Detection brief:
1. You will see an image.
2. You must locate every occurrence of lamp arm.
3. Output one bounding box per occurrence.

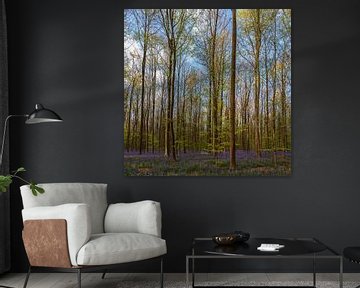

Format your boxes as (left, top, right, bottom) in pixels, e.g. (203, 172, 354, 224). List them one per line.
(0, 114, 28, 169)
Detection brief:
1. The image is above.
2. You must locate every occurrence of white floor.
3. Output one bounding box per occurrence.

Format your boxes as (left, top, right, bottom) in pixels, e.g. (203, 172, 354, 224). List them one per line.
(0, 273, 358, 288)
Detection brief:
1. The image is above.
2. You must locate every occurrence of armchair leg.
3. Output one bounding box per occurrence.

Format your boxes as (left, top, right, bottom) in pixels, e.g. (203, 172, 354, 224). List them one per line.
(23, 266, 31, 288)
(160, 257, 164, 288)
(101, 270, 107, 279)
(77, 269, 81, 288)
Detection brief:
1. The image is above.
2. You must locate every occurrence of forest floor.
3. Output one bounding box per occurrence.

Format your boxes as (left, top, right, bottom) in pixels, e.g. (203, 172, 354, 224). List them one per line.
(124, 150, 291, 176)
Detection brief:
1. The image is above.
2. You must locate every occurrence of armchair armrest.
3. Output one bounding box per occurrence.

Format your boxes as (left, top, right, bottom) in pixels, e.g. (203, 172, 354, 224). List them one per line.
(22, 203, 91, 266)
(104, 200, 162, 237)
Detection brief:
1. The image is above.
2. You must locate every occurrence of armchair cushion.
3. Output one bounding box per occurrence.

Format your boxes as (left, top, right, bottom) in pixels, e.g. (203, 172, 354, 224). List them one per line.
(21, 183, 108, 234)
(76, 233, 166, 266)
(22, 203, 91, 266)
(104, 200, 162, 237)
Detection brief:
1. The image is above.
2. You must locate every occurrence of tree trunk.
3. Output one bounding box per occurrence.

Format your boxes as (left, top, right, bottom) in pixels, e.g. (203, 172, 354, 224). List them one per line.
(182, 72, 187, 153)
(254, 9, 262, 158)
(161, 9, 177, 161)
(146, 80, 151, 152)
(176, 56, 182, 154)
(159, 77, 165, 152)
(264, 43, 270, 150)
(229, 9, 237, 170)
(133, 88, 140, 150)
(152, 58, 157, 153)
(211, 9, 219, 156)
(139, 13, 149, 154)
(207, 76, 212, 146)
(272, 11, 278, 165)
(126, 77, 136, 152)
(219, 46, 225, 147)
(280, 56, 287, 150)
(165, 48, 172, 158)
(170, 42, 177, 160)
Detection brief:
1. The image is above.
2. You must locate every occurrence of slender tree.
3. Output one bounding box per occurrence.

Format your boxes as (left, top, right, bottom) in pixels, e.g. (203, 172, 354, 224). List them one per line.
(210, 9, 219, 155)
(271, 10, 278, 164)
(159, 9, 176, 160)
(229, 9, 237, 169)
(253, 9, 262, 158)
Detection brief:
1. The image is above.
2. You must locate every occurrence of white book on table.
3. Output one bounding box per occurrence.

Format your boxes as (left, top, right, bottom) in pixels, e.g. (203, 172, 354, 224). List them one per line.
(257, 243, 285, 251)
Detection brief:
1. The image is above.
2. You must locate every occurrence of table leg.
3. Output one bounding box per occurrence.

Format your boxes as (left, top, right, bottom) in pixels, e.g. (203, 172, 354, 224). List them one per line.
(192, 247, 195, 288)
(313, 254, 316, 287)
(339, 257, 343, 288)
(186, 257, 189, 288)
(192, 257, 195, 288)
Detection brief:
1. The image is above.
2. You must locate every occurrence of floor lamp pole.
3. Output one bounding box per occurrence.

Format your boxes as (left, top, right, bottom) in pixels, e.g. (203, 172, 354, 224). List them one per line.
(0, 115, 28, 169)
(0, 115, 27, 288)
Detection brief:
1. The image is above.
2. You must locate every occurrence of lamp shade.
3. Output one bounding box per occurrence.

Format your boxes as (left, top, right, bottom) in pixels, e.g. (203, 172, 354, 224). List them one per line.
(25, 104, 63, 124)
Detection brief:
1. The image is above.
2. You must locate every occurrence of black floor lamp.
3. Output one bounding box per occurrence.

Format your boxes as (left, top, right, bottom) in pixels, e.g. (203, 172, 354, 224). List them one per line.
(0, 103, 62, 288)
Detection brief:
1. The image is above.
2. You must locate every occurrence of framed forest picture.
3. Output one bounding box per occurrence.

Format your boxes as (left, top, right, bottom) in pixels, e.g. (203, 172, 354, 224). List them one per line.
(124, 9, 291, 176)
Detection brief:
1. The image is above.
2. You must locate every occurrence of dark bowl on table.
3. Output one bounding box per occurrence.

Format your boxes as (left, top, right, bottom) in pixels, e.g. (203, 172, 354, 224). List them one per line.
(212, 231, 250, 246)
(212, 234, 238, 245)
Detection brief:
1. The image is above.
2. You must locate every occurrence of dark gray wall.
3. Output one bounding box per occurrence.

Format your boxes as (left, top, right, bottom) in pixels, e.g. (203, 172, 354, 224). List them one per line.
(5, 0, 360, 273)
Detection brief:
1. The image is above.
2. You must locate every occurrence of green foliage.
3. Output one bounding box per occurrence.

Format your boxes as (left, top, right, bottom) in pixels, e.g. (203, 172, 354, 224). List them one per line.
(30, 182, 45, 196)
(15, 167, 26, 173)
(0, 175, 12, 192)
(0, 167, 44, 196)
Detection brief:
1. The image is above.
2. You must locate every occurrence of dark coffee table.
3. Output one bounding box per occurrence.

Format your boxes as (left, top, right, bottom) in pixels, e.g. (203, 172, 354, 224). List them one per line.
(186, 237, 342, 288)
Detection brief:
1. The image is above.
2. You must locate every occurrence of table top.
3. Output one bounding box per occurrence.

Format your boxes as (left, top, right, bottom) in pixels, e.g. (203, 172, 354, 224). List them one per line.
(190, 237, 340, 258)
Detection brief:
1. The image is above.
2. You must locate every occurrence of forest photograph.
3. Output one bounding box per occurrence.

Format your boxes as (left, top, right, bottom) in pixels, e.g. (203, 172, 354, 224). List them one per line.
(124, 9, 291, 176)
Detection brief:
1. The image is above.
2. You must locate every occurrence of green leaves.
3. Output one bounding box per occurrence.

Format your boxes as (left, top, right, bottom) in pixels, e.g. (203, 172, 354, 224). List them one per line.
(30, 182, 45, 196)
(0, 175, 12, 192)
(15, 167, 26, 174)
(0, 167, 44, 196)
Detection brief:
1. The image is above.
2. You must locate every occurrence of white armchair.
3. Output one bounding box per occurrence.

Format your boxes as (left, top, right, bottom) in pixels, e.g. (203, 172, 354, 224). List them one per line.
(20, 183, 166, 288)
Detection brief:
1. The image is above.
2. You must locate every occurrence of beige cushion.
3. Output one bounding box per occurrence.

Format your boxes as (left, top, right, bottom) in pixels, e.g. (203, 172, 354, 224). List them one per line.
(104, 201, 162, 237)
(20, 183, 107, 234)
(76, 233, 167, 266)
